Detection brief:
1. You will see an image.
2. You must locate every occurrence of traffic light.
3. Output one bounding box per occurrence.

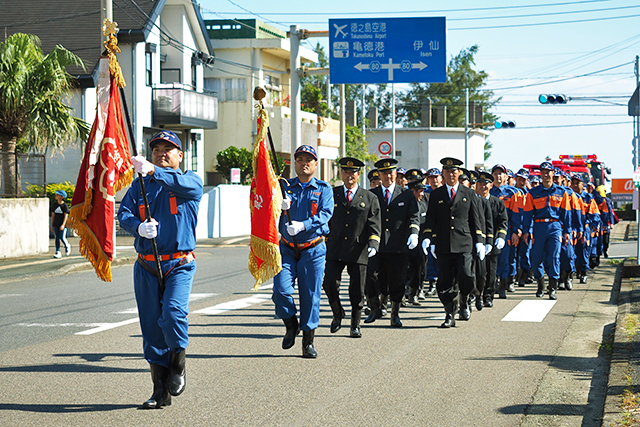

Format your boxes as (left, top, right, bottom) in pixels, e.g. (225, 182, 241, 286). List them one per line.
(494, 120, 516, 129)
(539, 94, 567, 104)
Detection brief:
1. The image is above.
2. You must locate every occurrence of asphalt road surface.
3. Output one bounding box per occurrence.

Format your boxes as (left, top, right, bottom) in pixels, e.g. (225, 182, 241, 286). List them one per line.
(0, 242, 630, 426)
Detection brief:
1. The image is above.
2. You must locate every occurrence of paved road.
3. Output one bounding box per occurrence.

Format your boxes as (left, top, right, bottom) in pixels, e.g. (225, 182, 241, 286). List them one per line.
(0, 237, 631, 426)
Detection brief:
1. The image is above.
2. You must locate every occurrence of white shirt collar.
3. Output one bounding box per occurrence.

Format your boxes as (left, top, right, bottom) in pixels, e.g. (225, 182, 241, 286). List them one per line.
(381, 182, 396, 195)
(445, 182, 459, 194)
(344, 184, 358, 198)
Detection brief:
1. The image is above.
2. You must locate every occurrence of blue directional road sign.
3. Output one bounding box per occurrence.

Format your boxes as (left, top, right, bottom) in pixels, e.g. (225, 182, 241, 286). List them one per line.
(329, 17, 446, 84)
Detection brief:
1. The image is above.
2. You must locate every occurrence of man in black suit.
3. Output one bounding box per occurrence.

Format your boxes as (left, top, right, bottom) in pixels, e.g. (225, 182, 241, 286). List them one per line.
(476, 171, 508, 308)
(364, 158, 420, 327)
(323, 157, 381, 338)
(423, 158, 485, 328)
(404, 170, 429, 306)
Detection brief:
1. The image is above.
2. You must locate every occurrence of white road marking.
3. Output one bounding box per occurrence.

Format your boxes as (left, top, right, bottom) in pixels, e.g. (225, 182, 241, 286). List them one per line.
(258, 283, 274, 290)
(75, 318, 140, 335)
(0, 294, 23, 298)
(17, 322, 103, 328)
(501, 300, 557, 322)
(194, 294, 272, 315)
(114, 293, 218, 314)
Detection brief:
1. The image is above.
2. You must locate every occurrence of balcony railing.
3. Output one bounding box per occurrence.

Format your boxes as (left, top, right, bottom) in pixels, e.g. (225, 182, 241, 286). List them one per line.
(153, 83, 218, 129)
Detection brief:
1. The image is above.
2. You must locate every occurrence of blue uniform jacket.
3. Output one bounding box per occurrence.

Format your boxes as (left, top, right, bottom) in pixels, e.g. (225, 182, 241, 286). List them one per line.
(522, 183, 572, 235)
(117, 167, 203, 255)
(280, 177, 334, 243)
(490, 184, 521, 234)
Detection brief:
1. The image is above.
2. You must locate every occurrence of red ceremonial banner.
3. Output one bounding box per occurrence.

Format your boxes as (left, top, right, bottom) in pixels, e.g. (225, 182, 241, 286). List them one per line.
(68, 57, 133, 282)
(248, 107, 282, 289)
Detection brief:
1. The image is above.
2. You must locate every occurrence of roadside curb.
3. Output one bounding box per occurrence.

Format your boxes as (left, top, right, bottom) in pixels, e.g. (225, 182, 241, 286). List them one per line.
(602, 264, 640, 427)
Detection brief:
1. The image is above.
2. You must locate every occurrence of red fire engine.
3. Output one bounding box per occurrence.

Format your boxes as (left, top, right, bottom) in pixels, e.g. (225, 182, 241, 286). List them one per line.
(523, 155, 610, 188)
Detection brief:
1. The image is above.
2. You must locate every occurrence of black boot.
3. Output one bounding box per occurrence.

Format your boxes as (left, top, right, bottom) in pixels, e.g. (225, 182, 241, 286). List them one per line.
(380, 294, 389, 316)
(475, 292, 484, 311)
(566, 272, 573, 291)
(507, 276, 515, 293)
(141, 364, 172, 409)
(558, 271, 567, 290)
(548, 278, 558, 300)
(350, 310, 362, 338)
(441, 303, 456, 328)
(282, 315, 300, 349)
(167, 350, 186, 396)
(390, 302, 403, 327)
(498, 278, 507, 299)
(579, 272, 587, 284)
(329, 300, 345, 333)
(364, 296, 382, 324)
(408, 287, 421, 306)
(302, 329, 318, 358)
(426, 280, 437, 296)
(535, 277, 545, 298)
(517, 268, 526, 287)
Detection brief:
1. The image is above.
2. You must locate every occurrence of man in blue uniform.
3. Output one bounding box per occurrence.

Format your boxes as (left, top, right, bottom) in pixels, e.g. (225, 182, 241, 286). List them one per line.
(276, 145, 333, 358)
(118, 130, 203, 409)
(522, 162, 572, 300)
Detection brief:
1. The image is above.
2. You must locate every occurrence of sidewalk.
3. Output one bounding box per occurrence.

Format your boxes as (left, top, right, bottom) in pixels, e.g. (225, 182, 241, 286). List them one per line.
(0, 234, 250, 284)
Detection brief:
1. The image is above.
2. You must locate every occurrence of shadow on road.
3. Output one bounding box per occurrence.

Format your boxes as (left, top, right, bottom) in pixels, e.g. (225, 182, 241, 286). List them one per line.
(0, 403, 138, 413)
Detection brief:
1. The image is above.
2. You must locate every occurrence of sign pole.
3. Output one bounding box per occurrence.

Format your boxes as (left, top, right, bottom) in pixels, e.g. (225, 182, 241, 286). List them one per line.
(340, 84, 346, 158)
(464, 88, 469, 168)
(392, 83, 396, 159)
(636, 55, 640, 264)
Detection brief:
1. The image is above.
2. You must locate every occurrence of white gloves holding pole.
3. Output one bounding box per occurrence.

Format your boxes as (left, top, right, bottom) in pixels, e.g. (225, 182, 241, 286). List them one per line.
(138, 218, 158, 239)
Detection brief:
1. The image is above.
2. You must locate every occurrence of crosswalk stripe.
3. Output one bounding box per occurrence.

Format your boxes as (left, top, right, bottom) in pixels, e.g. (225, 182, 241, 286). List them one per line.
(501, 300, 557, 322)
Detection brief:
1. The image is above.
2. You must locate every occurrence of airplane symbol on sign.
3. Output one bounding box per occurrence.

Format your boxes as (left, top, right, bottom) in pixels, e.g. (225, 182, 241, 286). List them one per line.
(333, 23, 347, 38)
(354, 58, 428, 81)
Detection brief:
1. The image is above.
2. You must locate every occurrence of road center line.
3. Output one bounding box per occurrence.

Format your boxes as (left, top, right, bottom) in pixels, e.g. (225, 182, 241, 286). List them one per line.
(501, 300, 557, 322)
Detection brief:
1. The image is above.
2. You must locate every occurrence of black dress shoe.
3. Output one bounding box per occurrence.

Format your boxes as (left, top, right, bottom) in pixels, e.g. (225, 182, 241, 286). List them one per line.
(330, 317, 342, 333)
(498, 289, 507, 299)
(364, 308, 382, 324)
(350, 326, 362, 338)
(483, 298, 493, 308)
(475, 297, 483, 311)
(458, 307, 471, 321)
(549, 288, 557, 300)
(440, 313, 456, 328)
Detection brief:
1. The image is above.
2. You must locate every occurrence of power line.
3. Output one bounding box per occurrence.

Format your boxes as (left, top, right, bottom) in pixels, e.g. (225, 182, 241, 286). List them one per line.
(450, 12, 640, 30)
(209, 0, 611, 16)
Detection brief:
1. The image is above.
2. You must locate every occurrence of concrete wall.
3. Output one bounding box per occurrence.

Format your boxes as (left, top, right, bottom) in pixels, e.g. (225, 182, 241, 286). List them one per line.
(0, 198, 49, 258)
(198, 184, 251, 238)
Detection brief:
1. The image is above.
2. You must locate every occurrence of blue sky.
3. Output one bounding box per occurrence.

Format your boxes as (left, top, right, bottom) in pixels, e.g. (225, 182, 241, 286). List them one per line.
(199, 0, 640, 179)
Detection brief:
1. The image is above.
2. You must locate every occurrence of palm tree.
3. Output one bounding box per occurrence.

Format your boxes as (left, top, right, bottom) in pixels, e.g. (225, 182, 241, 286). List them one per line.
(0, 33, 89, 196)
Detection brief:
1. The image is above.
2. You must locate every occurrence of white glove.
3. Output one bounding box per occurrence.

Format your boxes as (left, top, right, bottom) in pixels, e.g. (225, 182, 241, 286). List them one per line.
(286, 220, 305, 236)
(281, 197, 291, 211)
(132, 155, 154, 177)
(485, 244, 492, 255)
(495, 237, 505, 250)
(430, 245, 437, 259)
(137, 218, 158, 239)
(407, 234, 419, 250)
(422, 239, 431, 256)
(476, 242, 485, 261)
(368, 247, 377, 258)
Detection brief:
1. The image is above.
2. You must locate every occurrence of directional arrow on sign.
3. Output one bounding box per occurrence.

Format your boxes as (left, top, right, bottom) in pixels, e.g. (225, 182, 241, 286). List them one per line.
(354, 58, 428, 81)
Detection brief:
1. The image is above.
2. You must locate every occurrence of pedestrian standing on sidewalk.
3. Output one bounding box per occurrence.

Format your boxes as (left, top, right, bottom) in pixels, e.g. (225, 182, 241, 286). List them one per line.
(50, 189, 71, 258)
(118, 130, 203, 409)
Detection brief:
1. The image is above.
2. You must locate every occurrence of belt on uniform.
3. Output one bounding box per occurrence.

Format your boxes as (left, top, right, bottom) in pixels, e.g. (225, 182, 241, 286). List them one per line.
(534, 218, 559, 223)
(139, 251, 192, 262)
(137, 251, 195, 278)
(280, 236, 324, 251)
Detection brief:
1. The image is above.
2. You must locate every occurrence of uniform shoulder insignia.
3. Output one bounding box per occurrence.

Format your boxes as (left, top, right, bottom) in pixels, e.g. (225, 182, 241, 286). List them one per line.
(360, 202, 366, 207)
(463, 197, 467, 202)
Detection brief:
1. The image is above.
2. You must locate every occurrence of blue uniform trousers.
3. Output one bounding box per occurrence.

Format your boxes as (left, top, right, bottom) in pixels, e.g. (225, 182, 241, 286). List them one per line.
(560, 240, 575, 273)
(575, 234, 591, 274)
(134, 258, 195, 367)
(517, 239, 531, 272)
(425, 251, 439, 281)
(273, 242, 326, 331)
(497, 242, 510, 279)
(530, 222, 562, 280)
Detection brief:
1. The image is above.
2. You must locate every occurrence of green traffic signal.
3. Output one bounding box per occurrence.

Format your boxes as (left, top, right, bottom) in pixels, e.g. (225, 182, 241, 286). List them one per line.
(539, 94, 567, 104)
(494, 120, 515, 129)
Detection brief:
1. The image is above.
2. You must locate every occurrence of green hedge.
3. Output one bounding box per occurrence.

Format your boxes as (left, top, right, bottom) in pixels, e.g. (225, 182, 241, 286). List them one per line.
(26, 181, 75, 206)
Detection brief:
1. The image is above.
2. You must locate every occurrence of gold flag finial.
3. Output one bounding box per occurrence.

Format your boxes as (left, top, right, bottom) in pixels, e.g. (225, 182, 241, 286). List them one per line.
(102, 19, 126, 88)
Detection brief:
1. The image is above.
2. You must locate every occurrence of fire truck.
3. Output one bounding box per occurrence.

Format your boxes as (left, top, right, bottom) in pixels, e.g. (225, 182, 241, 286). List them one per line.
(523, 154, 610, 189)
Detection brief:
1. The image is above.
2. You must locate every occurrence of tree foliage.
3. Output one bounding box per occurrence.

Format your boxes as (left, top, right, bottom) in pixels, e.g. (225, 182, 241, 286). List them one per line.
(0, 33, 89, 195)
(216, 145, 285, 185)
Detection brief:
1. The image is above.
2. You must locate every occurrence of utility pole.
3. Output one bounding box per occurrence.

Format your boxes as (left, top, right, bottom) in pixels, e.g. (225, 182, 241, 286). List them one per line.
(633, 55, 640, 265)
(464, 88, 469, 168)
(289, 25, 301, 177)
(391, 84, 396, 159)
